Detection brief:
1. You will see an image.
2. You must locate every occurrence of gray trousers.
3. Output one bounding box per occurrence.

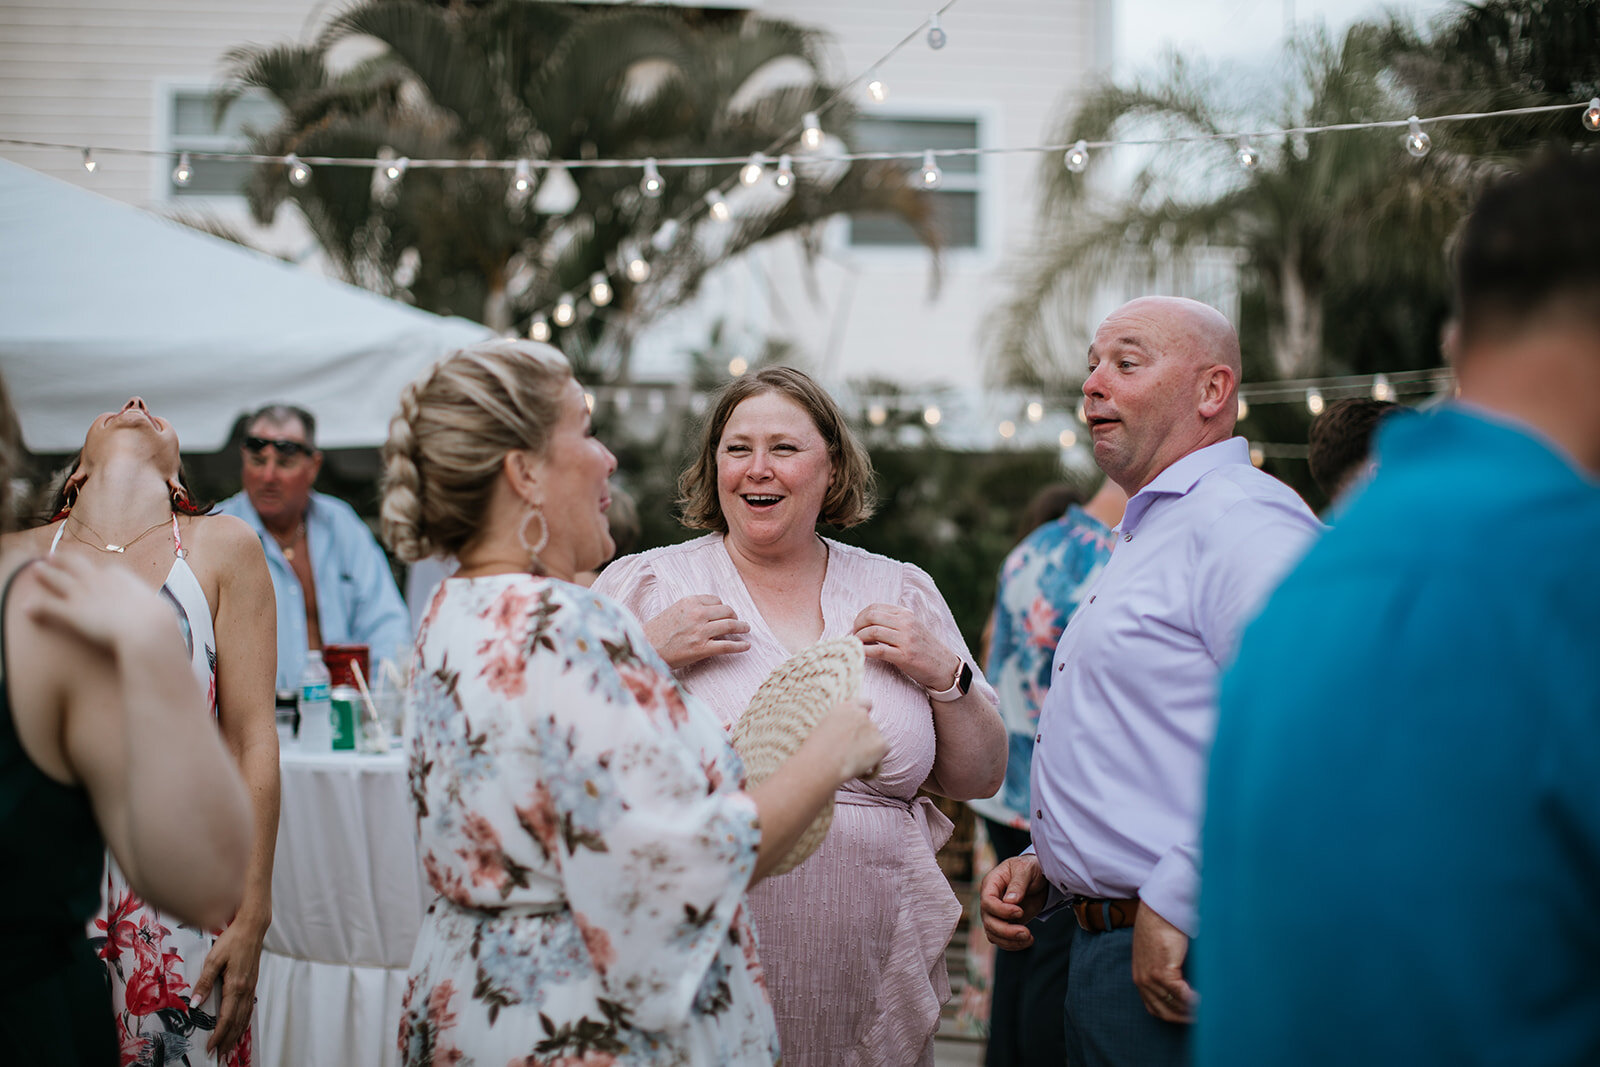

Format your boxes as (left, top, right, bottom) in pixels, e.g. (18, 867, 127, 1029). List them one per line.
(1061, 923, 1191, 1067)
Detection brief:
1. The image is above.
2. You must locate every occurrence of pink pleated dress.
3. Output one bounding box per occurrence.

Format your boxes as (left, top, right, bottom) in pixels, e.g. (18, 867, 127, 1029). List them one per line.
(595, 534, 996, 1066)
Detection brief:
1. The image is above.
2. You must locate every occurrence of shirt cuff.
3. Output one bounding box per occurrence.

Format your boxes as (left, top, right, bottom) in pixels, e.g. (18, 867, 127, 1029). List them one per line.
(1138, 844, 1199, 939)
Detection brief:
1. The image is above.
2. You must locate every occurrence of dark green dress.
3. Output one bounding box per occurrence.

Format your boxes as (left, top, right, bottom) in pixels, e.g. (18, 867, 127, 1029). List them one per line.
(0, 563, 117, 1065)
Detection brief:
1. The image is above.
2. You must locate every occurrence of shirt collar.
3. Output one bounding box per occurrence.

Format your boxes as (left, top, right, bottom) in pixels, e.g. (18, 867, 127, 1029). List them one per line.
(1118, 436, 1251, 534)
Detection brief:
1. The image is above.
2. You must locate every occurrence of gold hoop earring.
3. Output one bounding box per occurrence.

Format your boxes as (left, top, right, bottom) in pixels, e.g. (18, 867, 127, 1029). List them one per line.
(517, 504, 549, 564)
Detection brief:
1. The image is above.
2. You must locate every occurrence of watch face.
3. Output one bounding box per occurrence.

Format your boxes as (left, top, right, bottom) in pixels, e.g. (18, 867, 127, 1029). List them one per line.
(957, 661, 973, 695)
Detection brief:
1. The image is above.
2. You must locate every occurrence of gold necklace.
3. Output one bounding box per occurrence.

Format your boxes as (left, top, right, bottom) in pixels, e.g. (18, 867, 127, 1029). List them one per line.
(271, 521, 307, 561)
(65, 513, 170, 554)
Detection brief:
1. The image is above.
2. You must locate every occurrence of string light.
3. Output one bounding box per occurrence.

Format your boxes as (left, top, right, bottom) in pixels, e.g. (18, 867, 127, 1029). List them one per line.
(923, 405, 942, 426)
(740, 153, 768, 186)
(285, 153, 312, 187)
(1058, 428, 1077, 449)
(1064, 139, 1089, 174)
(867, 403, 888, 426)
(528, 316, 551, 342)
(625, 253, 651, 283)
(704, 189, 731, 222)
(384, 156, 408, 183)
(1249, 445, 1266, 468)
(1075, 399, 1087, 423)
(651, 218, 680, 252)
(1306, 388, 1325, 415)
(553, 294, 576, 327)
(926, 12, 947, 49)
(1236, 138, 1259, 170)
(81, 148, 96, 173)
(172, 152, 194, 187)
(775, 153, 795, 189)
(1585, 98, 1600, 133)
(640, 158, 664, 198)
(1404, 116, 1432, 158)
(589, 272, 613, 307)
(1026, 400, 1044, 422)
(1237, 396, 1250, 420)
(509, 158, 532, 204)
(729, 357, 749, 376)
(1371, 373, 1393, 401)
(801, 112, 823, 151)
(998, 420, 1016, 439)
(866, 71, 888, 103)
(919, 150, 943, 189)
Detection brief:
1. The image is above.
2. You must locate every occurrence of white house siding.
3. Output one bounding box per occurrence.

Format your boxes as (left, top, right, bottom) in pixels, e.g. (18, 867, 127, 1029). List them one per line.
(0, 0, 1111, 394)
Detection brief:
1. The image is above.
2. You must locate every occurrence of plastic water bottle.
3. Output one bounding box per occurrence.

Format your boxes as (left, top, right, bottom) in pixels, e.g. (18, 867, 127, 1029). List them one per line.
(297, 652, 333, 752)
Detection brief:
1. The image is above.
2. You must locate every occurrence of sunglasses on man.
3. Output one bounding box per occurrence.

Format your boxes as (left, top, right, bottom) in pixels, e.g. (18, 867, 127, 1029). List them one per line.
(243, 435, 315, 460)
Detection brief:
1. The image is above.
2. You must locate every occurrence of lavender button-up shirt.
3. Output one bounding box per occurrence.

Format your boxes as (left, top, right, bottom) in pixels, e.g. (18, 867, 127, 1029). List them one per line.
(1028, 437, 1321, 937)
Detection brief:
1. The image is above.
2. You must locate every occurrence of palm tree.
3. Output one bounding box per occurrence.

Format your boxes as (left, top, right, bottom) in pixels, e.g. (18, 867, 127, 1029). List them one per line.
(986, 25, 1474, 392)
(219, 0, 933, 382)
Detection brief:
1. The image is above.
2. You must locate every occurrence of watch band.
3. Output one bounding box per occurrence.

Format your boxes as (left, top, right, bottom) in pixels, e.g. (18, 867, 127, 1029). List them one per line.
(926, 660, 973, 703)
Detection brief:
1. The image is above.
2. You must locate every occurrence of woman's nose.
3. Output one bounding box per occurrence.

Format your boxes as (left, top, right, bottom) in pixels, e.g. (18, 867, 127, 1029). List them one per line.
(123, 396, 148, 411)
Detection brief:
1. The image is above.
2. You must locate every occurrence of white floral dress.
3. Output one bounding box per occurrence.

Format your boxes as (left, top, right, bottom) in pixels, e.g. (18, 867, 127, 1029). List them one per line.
(400, 575, 779, 1067)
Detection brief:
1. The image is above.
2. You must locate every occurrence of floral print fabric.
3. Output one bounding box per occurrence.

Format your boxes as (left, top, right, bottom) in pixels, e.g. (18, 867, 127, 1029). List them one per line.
(399, 575, 777, 1067)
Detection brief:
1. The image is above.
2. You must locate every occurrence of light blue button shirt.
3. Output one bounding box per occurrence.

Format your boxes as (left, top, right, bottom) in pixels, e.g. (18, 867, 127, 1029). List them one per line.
(1028, 437, 1322, 936)
(216, 490, 411, 692)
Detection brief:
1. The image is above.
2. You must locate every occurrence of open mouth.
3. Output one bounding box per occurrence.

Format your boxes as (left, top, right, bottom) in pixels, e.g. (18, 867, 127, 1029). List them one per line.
(742, 494, 783, 508)
(1087, 416, 1119, 431)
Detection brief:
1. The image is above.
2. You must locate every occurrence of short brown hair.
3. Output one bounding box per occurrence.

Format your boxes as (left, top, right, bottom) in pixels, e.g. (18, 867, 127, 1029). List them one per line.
(1308, 398, 1398, 499)
(678, 366, 875, 531)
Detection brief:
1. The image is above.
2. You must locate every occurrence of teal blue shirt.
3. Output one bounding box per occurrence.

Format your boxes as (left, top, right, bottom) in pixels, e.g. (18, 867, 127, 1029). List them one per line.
(1199, 406, 1600, 1064)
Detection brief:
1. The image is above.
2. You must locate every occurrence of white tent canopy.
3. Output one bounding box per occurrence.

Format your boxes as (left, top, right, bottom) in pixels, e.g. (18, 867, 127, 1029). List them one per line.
(0, 159, 492, 453)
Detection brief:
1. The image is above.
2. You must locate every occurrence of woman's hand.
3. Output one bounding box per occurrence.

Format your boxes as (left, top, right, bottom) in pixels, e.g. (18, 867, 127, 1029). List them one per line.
(28, 552, 182, 656)
(645, 595, 750, 669)
(190, 917, 267, 1056)
(850, 603, 959, 692)
(807, 696, 887, 783)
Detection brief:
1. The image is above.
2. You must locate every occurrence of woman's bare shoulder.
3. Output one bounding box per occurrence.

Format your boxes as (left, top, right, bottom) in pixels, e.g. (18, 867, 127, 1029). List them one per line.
(1, 523, 56, 557)
(183, 513, 265, 558)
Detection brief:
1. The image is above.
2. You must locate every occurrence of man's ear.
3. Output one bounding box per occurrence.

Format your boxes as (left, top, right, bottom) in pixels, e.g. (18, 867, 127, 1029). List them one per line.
(309, 450, 325, 483)
(1197, 365, 1237, 420)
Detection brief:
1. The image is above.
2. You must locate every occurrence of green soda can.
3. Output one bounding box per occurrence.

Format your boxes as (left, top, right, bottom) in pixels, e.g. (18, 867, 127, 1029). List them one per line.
(330, 685, 359, 751)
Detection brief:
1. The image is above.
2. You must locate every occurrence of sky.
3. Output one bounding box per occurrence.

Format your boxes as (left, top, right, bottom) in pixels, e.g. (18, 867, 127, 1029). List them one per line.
(1114, 0, 1457, 74)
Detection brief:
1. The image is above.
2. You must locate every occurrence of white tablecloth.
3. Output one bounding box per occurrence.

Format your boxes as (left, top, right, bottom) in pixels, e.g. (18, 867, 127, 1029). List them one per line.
(256, 749, 427, 1067)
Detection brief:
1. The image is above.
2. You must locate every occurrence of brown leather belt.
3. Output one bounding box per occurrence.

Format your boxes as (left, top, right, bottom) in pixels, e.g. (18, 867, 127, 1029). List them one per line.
(1068, 894, 1140, 933)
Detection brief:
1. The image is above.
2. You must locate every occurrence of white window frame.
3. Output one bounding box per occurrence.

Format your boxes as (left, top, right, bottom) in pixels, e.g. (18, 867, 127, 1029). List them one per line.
(152, 80, 280, 204)
(830, 100, 1001, 266)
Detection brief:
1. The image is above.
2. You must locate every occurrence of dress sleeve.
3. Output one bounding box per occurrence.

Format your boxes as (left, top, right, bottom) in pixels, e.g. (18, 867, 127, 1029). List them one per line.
(520, 592, 759, 1032)
(589, 550, 665, 626)
(899, 563, 998, 707)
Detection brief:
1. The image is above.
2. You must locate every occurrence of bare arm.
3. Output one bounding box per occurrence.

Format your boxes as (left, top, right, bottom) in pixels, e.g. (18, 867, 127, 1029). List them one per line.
(13, 554, 252, 927)
(745, 697, 884, 884)
(188, 517, 280, 1055)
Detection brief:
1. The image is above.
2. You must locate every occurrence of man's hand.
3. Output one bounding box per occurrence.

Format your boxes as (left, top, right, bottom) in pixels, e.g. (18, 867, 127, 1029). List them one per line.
(978, 854, 1050, 951)
(190, 917, 267, 1055)
(1131, 902, 1197, 1023)
(644, 595, 750, 669)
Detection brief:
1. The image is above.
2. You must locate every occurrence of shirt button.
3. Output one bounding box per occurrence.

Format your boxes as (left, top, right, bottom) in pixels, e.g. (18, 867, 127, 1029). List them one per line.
(1124, 533, 1133, 542)
(1057, 664, 1064, 672)
(1035, 810, 1043, 819)
(1035, 734, 1042, 743)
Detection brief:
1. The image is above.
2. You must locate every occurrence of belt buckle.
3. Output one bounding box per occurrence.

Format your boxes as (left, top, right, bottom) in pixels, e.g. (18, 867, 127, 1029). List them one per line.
(1067, 894, 1093, 932)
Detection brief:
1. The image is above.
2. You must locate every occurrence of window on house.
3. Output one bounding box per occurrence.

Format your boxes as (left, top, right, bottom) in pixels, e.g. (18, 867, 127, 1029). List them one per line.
(848, 116, 980, 249)
(167, 88, 282, 197)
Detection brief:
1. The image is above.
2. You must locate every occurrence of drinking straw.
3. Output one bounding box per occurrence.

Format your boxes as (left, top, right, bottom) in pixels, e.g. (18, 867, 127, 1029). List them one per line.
(349, 659, 381, 726)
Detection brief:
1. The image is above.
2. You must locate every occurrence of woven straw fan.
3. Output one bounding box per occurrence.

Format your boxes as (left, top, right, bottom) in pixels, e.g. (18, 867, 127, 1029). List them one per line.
(729, 635, 865, 877)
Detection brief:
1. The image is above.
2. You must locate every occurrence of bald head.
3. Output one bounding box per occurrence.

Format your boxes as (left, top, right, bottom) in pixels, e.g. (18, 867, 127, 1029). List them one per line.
(1083, 297, 1243, 493)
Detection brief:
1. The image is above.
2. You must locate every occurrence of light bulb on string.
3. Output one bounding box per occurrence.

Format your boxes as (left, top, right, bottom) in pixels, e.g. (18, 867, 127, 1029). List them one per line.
(553, 294, 576, 327)
(867, 404, 888, 426)
(705, 189, 731, 222)
(528, 316, 551, 343)
(508, 158, 532, 204)
(1404, 116, 1432, 158)
(1026, 400, 1044, 422)
(652, 218, 680, 252)
(81, 148, 97, 173)
(1064, 140, 1089, 174)
(1075, 399, 1087, 423)
(1058, 428, 1077, 449)
(1371, 373, 1393, 401)
(1584, 98, 1600, 133)
(1237, 396, 1250, 420)
(919, 151, 943, 189)
(998, 420, 1016, 440)
(625, 254, 651, 283)
(801, 112, 823, 151)
(866, 71, 887, 103)
(640, 158, 664, 198)
(775, 154, 795, 189)
(589, 272, 613, 308)
(286, 154, 313, 187)
(1235, 138, 1259, 171)
(740, 153, 768, 186)
(728, 357, 748, 377)
(926, 12, 947, 49)
(384, 157, 408, 183)
(1249, 445, 1266, 468)
(922, 405, 942, 426)
(172, 152, 194, 187)
(1306, 388, 1325, 415)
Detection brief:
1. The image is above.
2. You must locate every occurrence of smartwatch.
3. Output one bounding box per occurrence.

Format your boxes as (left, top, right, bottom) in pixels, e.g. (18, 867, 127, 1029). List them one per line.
(927, 660, 973, 703)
